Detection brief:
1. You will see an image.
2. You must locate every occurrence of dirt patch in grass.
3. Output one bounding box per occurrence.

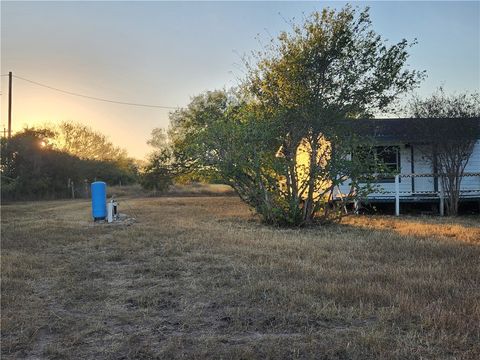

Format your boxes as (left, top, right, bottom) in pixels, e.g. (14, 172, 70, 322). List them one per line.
(2, 197, 479, 359)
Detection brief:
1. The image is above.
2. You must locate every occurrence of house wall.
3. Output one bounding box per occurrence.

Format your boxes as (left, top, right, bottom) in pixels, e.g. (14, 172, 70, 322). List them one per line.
(336, 143, 412, 198)
(462, 140, 480, 195)
(366, 144, 412, 197)
(335, 140, 480, 199)
(411, 145, 434, 193)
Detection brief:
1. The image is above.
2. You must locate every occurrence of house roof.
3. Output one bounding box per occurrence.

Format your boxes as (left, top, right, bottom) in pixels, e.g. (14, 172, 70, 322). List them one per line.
(344, 117, 480, 143)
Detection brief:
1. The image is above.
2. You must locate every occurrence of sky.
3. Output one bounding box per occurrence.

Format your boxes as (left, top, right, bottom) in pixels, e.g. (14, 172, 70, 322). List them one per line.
(1, 1, 479, 159)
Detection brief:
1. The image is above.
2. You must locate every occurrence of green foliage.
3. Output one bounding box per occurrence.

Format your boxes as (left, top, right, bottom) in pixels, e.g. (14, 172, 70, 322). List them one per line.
(147, 128, 169, 151)
(168, 90, 238, 181)
(167, 6, 423, 226)
(139, 149, 173, 192)
(246, 6, 424, 119)
(1, 128, 137, 201)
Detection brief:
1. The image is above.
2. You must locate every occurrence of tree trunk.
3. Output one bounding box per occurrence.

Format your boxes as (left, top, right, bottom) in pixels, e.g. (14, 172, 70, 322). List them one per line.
(303, 137, 318, 224)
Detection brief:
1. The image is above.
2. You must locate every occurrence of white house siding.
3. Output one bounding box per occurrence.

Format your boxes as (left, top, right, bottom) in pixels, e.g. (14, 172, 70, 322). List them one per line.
(412, 145, 434, 194)
(461, 140, 480, 196)
(335, 140, 480, 200)
(336, 144, 412, 199)
(366, 145, 412, 198)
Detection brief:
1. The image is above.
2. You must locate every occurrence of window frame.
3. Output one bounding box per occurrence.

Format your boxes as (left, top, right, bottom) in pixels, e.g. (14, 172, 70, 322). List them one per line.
(374, 145, 401, 183)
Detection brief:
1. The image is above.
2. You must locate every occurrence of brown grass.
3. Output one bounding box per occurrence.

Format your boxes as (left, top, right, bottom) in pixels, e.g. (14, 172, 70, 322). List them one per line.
(1, 196, 479, 359)
(107, 183, 235, 198)
(343, 215, 480, 245)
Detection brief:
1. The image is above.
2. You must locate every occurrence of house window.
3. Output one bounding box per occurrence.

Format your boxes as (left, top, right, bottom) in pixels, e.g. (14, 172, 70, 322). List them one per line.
(375, 146, 400, 182)
(354, 145, 400, 183)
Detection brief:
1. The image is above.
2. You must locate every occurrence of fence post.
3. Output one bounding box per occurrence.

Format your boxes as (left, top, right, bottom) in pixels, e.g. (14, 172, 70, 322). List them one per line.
(395, 174, 400, 216)
(439, 176, 444, 217)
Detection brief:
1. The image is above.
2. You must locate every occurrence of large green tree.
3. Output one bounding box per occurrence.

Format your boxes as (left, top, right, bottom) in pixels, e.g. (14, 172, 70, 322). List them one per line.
(167, 90, 286, 218)
(240, 6, 424, 223)
(170, 7, 424, 225)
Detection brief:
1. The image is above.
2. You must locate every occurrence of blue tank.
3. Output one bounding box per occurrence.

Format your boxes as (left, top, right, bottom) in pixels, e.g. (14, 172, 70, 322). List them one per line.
(91, 181, 107, 220)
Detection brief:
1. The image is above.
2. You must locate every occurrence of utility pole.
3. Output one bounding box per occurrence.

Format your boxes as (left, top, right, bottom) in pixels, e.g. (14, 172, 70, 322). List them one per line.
(8, 71, 12, 139)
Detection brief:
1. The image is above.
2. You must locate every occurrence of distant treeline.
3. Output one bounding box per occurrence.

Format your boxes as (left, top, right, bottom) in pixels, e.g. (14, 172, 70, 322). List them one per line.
(1, 124, 138, 201)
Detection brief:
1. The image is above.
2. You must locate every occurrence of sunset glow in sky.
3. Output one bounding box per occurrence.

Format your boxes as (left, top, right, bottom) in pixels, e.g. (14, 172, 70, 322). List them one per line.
(2, 1, 479, 159)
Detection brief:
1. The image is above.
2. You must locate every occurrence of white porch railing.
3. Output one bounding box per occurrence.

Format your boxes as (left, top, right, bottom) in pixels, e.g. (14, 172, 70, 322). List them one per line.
(393, 173, 480, 216)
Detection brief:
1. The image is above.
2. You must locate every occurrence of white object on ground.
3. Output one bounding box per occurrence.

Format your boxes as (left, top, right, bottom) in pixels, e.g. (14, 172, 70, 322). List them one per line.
(107, 202, 114, 223)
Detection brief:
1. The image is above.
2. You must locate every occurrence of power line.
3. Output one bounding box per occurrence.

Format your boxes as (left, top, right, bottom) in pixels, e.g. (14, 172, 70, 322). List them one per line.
(12, 74, 179, 110)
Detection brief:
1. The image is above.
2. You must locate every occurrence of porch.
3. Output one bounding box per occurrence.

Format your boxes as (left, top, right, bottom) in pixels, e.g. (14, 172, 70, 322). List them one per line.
(335, 173, 480, 216)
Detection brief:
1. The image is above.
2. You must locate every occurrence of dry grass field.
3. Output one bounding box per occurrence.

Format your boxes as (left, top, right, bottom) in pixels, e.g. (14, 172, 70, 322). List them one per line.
(106, 183, 235, 198)
(1, 196, 479, 359)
